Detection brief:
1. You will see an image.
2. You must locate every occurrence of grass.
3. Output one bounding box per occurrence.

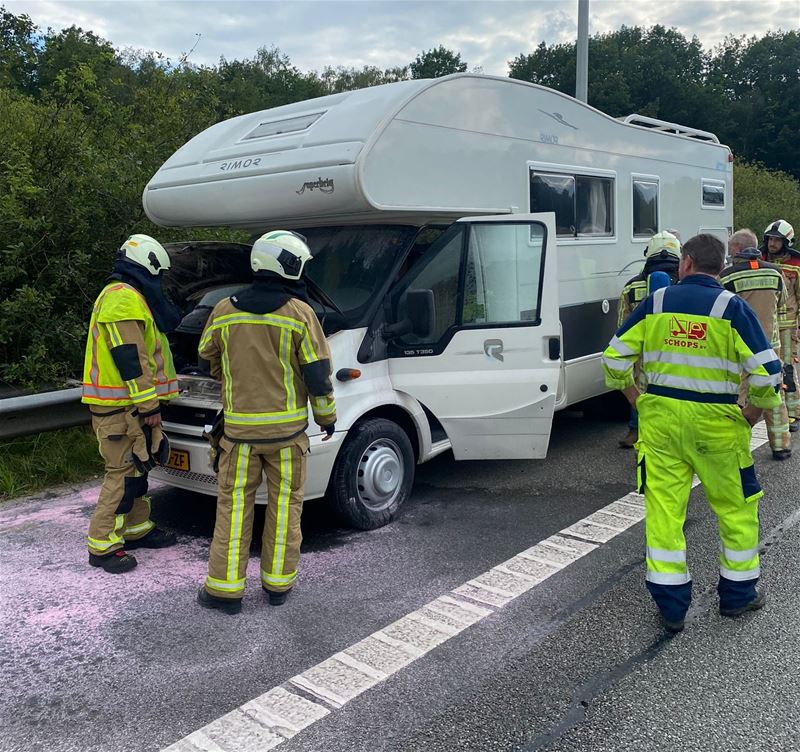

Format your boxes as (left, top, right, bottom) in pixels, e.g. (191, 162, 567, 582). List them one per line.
(0, 426, 104, 501)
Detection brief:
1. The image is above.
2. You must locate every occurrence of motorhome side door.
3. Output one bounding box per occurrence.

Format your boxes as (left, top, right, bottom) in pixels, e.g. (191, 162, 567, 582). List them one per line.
(386, 214, 560, 460)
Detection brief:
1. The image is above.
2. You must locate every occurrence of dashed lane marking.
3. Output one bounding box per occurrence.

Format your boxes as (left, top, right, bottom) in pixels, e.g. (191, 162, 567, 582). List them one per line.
(163, 424, 770, 751)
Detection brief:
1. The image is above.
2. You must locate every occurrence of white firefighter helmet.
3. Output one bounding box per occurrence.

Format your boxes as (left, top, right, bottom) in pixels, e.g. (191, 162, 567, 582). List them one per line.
(119, 234, 171, 276)
(645, 231, 681, 260)
(251, 230, 312, 280)
(764, 219, 795, 248)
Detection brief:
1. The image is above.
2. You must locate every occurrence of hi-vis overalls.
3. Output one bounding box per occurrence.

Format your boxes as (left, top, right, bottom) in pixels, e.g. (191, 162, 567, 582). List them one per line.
(81, 282, 178, 554)
(603, 275, 782, 622)
(199, 296, 336, 599)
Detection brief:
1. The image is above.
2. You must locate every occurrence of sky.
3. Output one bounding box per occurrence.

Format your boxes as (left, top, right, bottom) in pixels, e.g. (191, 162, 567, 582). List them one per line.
(5, 0, 799, 75)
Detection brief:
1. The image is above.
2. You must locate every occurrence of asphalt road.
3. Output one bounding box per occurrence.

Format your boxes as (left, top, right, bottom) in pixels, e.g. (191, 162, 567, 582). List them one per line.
(2, 408, 799, 752)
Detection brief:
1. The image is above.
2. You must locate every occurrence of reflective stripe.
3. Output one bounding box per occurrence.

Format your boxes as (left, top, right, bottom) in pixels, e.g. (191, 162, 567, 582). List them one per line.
(280, 328, 295, 412)
(130, 387, 158, 404)
(261, 569, 297, 586)
(710, 290, 735, 318)
(206, 312, 304, 334)
(313, 397, 336, 416)
(647, 546, 686, 563)
(82, 384, 130, 399)
(744, 348, 780, 371)
(227, 443, 250, 582)
(206, 575, 246, 593)
(221, 326, 233, 411)
(721, 546, 760, 563)
(602, 355, 631, 372)
(749, 372, 782, 387)
(106, 322, 124, 348)
(224, 408, 308, 425)
(124, 520, 155, 537)
(155, 381, 179, 396)
(652, 287, 666, 314)
(647, 372, 738, 394)
(646, 571, 692, 585)
(270, 447, 293, 580)
(88, 514, 125, 551)
(299, 326, 318, 364)
(610, 335, 635, 357)
(642, 351, 740, 374)
(720, 565, 760, 581)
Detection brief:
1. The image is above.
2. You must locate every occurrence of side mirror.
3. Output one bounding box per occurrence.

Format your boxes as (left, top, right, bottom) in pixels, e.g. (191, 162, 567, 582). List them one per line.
(385, 288, 436, 339)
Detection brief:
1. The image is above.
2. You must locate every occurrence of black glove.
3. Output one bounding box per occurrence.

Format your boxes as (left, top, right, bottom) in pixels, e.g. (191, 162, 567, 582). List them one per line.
(323, 423, 335, 437)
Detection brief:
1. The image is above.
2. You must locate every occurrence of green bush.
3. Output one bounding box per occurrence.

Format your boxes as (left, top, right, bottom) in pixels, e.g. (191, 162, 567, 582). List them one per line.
(733, 161, 800, 236)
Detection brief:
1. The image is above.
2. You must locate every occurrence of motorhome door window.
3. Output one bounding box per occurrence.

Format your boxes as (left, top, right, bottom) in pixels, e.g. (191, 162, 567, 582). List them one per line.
(462, 224, 545, 325)
(633, 179, 659, 236)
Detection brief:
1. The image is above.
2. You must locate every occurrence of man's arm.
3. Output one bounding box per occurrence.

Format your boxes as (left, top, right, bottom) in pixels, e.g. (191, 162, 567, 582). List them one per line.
(602, 298, 648, 403)
(732, 299, 782, 413)
(198, 312, 222, 381)
(102, 319, 161, 421)
(295, 306, 336, 434)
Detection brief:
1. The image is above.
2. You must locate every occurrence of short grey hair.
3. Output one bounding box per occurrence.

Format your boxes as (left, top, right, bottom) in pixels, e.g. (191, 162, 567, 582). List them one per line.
(729, 229, 759, 252)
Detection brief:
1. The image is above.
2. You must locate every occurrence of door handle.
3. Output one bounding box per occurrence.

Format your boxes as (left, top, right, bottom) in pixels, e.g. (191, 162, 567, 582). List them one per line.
(548, 337, 561, 360)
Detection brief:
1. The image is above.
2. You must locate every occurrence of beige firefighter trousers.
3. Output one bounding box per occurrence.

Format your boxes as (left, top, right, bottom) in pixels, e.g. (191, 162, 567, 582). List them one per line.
(87, 409, 155, 555)
(205, 434, 309, 599)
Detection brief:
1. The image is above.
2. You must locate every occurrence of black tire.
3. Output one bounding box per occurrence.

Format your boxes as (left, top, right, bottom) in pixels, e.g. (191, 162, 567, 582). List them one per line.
(328, 418, 415, 530)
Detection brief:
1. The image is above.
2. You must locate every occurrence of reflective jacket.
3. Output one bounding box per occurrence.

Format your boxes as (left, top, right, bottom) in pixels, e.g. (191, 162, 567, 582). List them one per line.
(603, 275, 782, 410)
(82, 282, 178, 414)
(764, 252, 800, 329)
(617, 256, 680, 326)
(199, 297, 336, 444)
(719, 257, 784, 348)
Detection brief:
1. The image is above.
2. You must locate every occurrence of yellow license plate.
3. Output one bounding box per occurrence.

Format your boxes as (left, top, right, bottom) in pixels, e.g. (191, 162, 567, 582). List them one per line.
(166, 449, 190, 471)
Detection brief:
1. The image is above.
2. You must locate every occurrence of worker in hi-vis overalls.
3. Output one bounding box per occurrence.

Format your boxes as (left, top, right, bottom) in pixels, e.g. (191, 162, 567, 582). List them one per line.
(82, 234, 181, 573)
(197, 230, 336, 614)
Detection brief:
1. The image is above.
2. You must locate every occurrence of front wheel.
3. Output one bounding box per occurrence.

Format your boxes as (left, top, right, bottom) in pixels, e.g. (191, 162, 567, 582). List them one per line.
(327, 418, 415, 530)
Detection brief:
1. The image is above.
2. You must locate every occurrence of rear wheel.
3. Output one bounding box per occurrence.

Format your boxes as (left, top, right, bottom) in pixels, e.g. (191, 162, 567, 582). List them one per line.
(328, 418, 415, 530)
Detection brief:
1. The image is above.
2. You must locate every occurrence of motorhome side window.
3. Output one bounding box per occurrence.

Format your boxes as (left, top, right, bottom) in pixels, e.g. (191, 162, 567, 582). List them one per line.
(530, 170, 614, 238)
(702, 179, 725, 208)
(633, 179, 659, 237)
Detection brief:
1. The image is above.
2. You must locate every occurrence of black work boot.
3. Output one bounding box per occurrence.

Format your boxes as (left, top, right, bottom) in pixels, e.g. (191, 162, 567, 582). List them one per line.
(89, 549, 138, 574)
(263, 587, 292, 606)
(720, 590, 765, 618)
(662, 616, 685, 634)
(197, 586, 242, 615)
(772, 449, 792, 461)
(618, 428, 638, 448)
(124, 527, 177, 549)
(789, 419, 799, 433)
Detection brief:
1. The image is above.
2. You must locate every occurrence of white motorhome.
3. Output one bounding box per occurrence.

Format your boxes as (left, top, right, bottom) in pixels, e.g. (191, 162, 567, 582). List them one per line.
(144, 73, 733, 529)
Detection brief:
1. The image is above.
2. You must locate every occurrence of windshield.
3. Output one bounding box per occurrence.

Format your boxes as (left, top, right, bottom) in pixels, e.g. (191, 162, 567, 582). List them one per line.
(300, 225, 419, 322)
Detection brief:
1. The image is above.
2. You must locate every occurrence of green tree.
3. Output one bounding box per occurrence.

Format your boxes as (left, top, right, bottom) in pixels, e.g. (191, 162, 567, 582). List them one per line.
(410, 46, 467, 79)
(0, 7, 38, 92)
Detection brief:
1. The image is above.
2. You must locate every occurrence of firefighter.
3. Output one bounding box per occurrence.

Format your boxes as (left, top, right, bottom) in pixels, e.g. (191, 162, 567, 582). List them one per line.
(82, 234, 181, 573)
(761, 220, 800, 427)
(197, 230, 336, 615)
(616, 231, 681, 448)
(720, 229, 790, 459)
(603, 234, 781, 633)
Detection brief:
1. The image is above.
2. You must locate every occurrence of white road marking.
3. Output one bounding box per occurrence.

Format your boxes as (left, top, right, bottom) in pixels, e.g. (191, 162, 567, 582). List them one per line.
(163, 424, 771, 751)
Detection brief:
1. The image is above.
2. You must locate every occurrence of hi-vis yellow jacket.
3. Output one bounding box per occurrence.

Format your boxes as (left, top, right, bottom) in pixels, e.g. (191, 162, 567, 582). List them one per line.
(199, 297, 336, 444)
(82, 283, 178, 415)
(603, 275, 782, 410)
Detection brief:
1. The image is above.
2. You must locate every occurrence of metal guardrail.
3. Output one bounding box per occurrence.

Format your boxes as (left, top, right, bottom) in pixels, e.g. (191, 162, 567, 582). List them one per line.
(0, 387, 88, 440)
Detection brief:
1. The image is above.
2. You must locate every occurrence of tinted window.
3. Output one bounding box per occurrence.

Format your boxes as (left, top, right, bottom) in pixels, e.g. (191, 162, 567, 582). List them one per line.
(633, 180, 659, 237)
(702, 180, 725, 207)
(531, 173, 575, 236)
(576, 176, 614, 236)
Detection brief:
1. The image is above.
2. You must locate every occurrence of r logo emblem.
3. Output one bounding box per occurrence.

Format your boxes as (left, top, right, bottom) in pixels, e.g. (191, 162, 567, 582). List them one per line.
(484, 339, 504, 363)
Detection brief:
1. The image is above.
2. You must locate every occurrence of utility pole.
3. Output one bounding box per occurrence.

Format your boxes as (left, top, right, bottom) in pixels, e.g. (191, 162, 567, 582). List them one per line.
(576, 0, 589, 102)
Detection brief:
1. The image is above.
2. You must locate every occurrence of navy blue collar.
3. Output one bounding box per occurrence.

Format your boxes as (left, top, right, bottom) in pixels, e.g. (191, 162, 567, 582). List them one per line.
(678, 274, 722, 288)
